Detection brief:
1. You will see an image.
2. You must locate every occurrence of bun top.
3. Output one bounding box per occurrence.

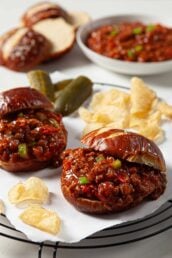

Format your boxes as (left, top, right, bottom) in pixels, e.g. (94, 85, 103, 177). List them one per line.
(0, 28, 51, 71)
(0, 87, 53, 117)
(81, 128, 166, 172)
(21, 1, 70, 27)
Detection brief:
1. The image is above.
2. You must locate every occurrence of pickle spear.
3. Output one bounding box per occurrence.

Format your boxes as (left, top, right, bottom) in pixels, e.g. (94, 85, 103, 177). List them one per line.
(54, 79, 73, 91)
(54, 76, 93, 116)
(27, 70, 54, 102)
(54, 79, 73, 99)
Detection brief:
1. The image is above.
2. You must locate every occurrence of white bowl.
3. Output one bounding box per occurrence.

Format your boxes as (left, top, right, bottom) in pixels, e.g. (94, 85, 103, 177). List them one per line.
(77, 14, 172, 75)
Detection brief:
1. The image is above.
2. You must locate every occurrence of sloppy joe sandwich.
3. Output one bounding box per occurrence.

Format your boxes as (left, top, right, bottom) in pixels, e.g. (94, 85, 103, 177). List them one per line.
(0, 87, 67, 172)
(61, 128, 166, 214)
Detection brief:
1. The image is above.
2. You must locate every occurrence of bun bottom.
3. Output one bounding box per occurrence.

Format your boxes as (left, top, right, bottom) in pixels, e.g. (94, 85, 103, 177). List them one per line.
(61, 175, 166, 214)
(0, 159, 48, 173)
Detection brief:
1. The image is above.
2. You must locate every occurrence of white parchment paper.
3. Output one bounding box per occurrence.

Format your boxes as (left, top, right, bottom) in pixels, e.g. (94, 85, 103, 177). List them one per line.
(0, 72, 171, 243)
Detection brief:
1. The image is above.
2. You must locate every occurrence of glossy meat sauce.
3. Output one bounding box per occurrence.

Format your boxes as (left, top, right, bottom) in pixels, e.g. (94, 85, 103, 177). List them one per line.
(87, 22, 172, 62)
(62, 148, 166, 210)
(0, 109, 66, 167)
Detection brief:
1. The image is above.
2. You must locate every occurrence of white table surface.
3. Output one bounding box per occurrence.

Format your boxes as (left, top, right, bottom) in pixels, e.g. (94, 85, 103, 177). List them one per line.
(0, 0, 172, 257)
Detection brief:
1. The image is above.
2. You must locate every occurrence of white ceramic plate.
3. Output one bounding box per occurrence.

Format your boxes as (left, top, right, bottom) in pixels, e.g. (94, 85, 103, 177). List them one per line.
(77, 14, 172, 75)
(0, 78, 171, 243)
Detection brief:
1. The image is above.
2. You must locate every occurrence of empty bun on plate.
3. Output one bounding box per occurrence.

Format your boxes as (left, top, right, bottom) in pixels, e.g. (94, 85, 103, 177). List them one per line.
(61, 128, 166, 214)
(0, 87, 53, 118)
(81, 128, 166, 172)
(0, 27, 50, 71)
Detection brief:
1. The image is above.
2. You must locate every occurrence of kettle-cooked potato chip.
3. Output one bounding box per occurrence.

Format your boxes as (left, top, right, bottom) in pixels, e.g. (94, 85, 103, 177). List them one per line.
(90, 89, 130, 110)
(8, 177, 49, 207)
(157, 101, 172, 119)
(138, 123, 164, 143)
(130, 110, 161, 128)
(79, 77, 172, 143)
(130, 77, 156, 117)
(20, 205, 61, 235)
(79, 107, 93, 123)
(82, 122, 104, 135)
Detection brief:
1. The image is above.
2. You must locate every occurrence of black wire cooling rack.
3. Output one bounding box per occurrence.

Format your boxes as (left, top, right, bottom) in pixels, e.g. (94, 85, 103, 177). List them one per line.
(0, 200, 172, 258)
(0, 82, 171, 257)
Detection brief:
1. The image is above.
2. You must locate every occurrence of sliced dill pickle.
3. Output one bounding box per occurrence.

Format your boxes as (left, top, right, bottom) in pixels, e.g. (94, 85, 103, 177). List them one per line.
(27, 70, 54, 102)
(54, 76, 93, 116)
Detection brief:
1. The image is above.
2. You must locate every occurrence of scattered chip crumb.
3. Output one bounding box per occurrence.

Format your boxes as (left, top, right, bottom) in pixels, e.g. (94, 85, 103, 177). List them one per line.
(8, 177, 49, 208)
(20, 205, 61, 235)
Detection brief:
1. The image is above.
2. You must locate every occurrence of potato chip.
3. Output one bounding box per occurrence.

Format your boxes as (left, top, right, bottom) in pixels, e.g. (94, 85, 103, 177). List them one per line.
(80, 108, 111, 124)
(82, 122, 104, 135)
(79, 105, 129, 126)
(78, 107, 93, 123)
(0, 199, 5, 214)
(148, 110, 162, 124)
(130, 77, 156, 117)
(20, 205, 61, 235)
(137, 123, 164, 143)
(92, 112, 112, 123)
(130, 110, 161, 128)
(90, 89, 130, 110)
(157, 101, 172, 119)
(105, 118, 128, 130)
(79, 77, 172, 143)
(8, 177, 49, 207)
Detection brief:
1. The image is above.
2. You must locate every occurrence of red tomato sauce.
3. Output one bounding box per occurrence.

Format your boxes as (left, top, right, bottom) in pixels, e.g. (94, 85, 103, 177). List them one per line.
(86, 22, 172, 62)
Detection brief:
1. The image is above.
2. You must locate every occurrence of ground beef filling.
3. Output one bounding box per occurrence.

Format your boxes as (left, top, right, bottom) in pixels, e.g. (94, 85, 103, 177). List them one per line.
(0, 109, 66, 167)
(87, 22, 172, 62)
(62, 148, 166, 211)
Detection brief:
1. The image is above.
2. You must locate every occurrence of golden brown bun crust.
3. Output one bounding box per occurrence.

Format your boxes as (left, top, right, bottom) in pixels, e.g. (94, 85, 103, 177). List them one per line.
(81, 128, 166, 172)
(0, 87, 54, 118)
(21, 2, 70, 27)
